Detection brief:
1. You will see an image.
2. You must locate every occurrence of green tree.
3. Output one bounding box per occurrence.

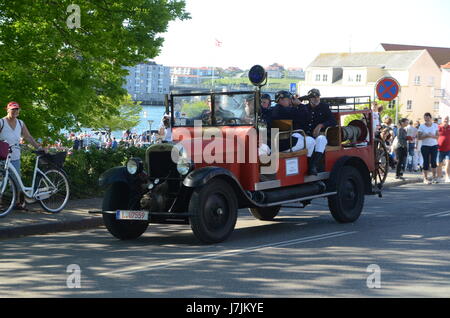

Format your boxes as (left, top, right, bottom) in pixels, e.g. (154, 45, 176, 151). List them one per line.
(0, 0, 189, 142)
(88, 95, 142, 136)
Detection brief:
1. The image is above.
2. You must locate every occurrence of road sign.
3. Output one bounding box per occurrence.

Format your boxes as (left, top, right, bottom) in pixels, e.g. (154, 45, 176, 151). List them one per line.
(376, 77, 400, 101)
(290, 83, 297, 94)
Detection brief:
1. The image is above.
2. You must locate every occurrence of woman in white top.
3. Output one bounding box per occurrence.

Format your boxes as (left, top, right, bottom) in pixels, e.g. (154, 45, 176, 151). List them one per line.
(0, 102, 43, 209)
(417, 112, 439, 184)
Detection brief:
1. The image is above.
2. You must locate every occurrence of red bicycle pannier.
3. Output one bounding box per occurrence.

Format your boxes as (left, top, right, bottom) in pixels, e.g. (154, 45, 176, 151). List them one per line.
(0, 141, 9, 160)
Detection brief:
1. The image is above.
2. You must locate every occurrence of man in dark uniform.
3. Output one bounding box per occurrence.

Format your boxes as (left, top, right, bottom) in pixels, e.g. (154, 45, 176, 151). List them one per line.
(303, 88, 337, 175)
(265, 90, 315, 154)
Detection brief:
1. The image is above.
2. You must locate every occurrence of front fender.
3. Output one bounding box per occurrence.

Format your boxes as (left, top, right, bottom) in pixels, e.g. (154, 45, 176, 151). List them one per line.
(182, 166, 254, 209)
(183, 166, 238, 188)
(98, 166, 131, 188)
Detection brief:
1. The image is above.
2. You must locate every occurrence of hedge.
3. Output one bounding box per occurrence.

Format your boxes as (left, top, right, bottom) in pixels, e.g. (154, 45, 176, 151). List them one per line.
(20, 146, 147, 199)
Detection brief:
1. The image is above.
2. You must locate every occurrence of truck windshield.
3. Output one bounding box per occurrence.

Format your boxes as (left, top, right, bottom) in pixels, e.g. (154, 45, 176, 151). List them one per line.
(171, 92, 256, 127)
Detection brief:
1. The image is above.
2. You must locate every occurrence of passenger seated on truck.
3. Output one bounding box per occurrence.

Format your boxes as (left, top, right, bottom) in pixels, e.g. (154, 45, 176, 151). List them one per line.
(302, 89, 337, 175)
(265, 91, 316, 155)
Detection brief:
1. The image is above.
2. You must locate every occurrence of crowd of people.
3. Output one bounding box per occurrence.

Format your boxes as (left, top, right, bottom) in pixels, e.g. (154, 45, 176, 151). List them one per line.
(374, 102, 450, 184)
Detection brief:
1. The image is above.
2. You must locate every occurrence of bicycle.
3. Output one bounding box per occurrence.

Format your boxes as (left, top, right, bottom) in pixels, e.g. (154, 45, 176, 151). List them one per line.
(0, 146, 70, 217)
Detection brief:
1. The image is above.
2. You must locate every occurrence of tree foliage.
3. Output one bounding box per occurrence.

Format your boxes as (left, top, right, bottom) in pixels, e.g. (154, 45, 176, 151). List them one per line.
(0, 0, 189, 141)
(88, 94, 142, 135)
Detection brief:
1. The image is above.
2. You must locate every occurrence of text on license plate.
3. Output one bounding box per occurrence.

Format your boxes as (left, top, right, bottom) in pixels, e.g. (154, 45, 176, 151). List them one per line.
(116, 210, 149, 221)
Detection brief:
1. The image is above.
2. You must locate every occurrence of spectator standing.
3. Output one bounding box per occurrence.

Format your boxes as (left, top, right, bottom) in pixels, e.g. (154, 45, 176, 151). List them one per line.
(159, 114, 172, 142)
(437, 115, 450, 182)
(111, 137, 118, 149)
(393, 118, 409, 179)
(418, 112, 439, 184)
(0, 102, 44, 210)
(414, 120, 423, 171)
(372, 101, 381, 131)
(406, 120, 418, 171)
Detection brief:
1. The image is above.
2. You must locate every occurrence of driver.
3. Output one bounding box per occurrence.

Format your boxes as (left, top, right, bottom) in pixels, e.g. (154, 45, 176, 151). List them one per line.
(196, 96, 235, 125)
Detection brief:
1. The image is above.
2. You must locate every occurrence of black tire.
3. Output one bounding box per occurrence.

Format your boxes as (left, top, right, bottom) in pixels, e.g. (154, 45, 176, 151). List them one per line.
(102, 183, 149, 240)
(249, 206, 281, 221)
(189, 179, 238, 244)
(328, 166, 365, 223)
(38, 169, 70, 213)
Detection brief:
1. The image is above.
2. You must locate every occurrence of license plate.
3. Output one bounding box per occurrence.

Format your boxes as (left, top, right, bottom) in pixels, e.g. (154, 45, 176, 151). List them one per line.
(116, 210, 149, 221)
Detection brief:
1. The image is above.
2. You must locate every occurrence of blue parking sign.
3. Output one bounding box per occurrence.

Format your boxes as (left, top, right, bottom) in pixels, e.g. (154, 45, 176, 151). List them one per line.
(290, 83, 297, 94)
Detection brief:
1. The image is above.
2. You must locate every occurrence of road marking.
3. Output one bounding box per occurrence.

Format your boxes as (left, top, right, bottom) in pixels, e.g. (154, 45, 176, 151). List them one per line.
(424, 210, 450, 218)
(101, 231, 357, 276)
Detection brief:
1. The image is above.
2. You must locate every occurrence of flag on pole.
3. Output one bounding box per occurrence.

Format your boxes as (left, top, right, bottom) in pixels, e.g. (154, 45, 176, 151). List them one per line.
(215, 38, 223, 48)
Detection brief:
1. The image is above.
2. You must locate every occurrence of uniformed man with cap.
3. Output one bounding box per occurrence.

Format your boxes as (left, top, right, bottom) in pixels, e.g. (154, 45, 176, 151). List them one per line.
(303, 88, 337, 175)
(265, 90, 315, 154)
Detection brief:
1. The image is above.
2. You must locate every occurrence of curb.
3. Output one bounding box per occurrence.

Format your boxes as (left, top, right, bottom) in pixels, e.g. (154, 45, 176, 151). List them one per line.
(383, 177, 423, 189)
(0, 217, 104, 240)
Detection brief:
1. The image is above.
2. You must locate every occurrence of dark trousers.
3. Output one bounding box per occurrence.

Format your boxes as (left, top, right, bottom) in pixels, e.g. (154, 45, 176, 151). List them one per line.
(406, 143, 415, 171)
(395, 147, 407, 177)
(421, 145, 438, 171)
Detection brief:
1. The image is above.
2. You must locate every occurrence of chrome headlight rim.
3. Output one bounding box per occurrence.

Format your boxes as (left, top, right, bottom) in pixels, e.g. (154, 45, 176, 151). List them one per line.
(126, 157, 143, 175)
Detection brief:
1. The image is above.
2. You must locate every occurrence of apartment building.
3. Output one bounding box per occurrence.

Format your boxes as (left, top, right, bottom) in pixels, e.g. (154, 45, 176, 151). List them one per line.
(123, 61, 170, 103)
(301, 50, 442, 121)
(170, 66, 216, 85)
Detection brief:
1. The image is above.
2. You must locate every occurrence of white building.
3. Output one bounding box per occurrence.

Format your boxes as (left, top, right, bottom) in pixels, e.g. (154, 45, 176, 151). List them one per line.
(301, 50, 442, 121)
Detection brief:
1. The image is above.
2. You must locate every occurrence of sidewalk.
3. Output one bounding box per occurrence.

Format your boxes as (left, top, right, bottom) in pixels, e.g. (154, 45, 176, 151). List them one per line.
(0, 171, 425, 240)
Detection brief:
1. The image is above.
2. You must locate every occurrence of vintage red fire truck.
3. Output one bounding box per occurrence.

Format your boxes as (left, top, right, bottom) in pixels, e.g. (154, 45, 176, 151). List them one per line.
(93, 66, 388, 243)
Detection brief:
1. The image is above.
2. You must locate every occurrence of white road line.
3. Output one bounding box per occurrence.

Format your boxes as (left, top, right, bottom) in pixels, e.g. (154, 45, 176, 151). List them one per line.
(424, 210, 450, 218)
(101, 231, 357, 276)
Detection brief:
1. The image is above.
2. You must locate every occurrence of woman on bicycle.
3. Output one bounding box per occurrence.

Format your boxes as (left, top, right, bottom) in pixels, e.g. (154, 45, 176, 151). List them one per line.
(0, 101, 44, 210)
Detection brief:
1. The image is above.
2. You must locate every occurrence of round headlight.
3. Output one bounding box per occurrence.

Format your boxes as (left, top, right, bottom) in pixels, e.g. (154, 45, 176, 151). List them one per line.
(126, 158, 143, 175)
(177, 159, 192, 176)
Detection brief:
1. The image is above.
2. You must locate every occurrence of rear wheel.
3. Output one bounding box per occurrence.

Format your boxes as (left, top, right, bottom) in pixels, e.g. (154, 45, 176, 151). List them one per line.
(102, 183, 149, 240)
(0, 174, 17, 218)
(189, 179, 238, 244)
(372, 138, 389, 189)
(249, 206, 281, 221)
(328, 166, 365, 223)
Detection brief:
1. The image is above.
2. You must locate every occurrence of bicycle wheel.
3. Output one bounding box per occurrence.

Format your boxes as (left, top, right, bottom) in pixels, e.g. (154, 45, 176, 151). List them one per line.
(38, 169, 70, 213)
(0, 173, 17, 217)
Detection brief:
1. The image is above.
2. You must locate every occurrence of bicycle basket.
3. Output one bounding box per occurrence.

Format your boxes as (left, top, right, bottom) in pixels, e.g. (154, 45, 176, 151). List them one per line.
(40, 152, 67, 168)
(0, 141, 9, 160)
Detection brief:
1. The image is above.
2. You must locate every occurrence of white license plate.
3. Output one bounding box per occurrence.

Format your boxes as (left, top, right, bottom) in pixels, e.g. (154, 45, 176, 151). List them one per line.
(116, 210, 149, 221)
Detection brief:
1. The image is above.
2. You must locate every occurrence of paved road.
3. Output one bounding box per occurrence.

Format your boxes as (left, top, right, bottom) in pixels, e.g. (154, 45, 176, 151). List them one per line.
(1, 183, 449, 298)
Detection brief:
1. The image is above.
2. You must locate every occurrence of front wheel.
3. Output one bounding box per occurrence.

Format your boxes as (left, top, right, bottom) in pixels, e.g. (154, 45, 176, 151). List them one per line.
(328, 166, 365, 223)
(189, 179, 238, 244)
(102, 183, 149, 240)
(0, 174, 17, 218)
(38, 169, 70, 213)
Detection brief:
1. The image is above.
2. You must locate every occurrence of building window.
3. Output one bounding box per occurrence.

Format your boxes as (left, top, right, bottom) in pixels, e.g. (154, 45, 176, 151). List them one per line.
(323, 74, 328, 82)
(315, 74, 321, 81)
(356, 74, 362, 82)
(348, 75, 353, 82)
(406, 100, 412, 111)
(414, 76, 421, 85)
(434, 102, 440, 111)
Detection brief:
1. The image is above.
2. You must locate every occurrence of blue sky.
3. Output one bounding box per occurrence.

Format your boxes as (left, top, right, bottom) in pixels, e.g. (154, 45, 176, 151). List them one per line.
(155, 0, 450, 69)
